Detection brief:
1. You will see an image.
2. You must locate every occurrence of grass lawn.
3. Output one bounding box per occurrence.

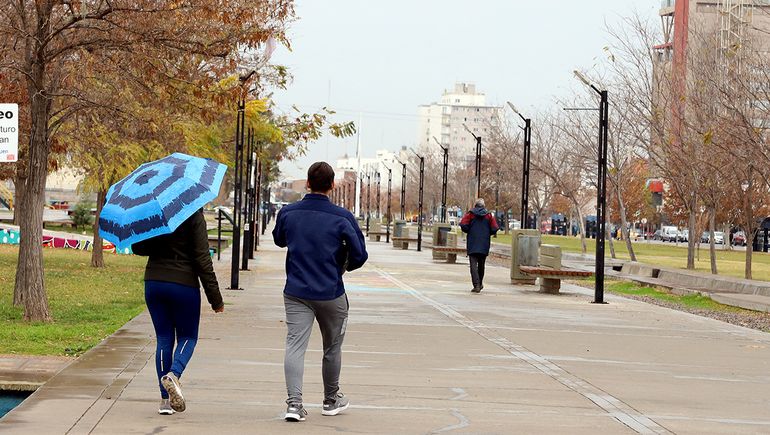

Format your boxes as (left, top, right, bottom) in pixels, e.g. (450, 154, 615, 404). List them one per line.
(492, 233, 770, 282)
(603, 281, 743, 312)
(0, 245, 147, 356)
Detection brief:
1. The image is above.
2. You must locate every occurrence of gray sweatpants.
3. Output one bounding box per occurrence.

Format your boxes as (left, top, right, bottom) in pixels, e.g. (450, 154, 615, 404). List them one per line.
(284, 293, 349, 405)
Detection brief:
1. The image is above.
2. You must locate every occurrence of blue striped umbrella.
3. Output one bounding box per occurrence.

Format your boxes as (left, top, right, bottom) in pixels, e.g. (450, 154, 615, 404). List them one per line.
(99, 153, 227, 251)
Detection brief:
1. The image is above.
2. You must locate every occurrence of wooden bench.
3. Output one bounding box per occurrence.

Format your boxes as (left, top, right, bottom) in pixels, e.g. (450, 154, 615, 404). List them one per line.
(431, 246, 466, 263)
(518, 245, 593, 294)
(392, 236, 419, 250)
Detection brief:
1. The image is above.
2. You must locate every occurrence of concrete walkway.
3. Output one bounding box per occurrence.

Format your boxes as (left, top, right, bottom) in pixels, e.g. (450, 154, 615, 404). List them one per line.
(4, 236, 770, 434)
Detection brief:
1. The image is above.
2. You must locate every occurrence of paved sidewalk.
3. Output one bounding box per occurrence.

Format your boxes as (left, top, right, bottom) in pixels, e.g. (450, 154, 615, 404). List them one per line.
(4, 236, 770, 433)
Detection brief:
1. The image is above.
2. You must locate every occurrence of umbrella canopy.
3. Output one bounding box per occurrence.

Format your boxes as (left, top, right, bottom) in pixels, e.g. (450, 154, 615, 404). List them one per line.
(99, 153, 227, 250)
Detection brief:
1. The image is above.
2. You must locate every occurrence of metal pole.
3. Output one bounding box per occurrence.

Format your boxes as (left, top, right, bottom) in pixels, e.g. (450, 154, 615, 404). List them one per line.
(594, 90, 609, 304)
(217, 209, 222, 261)
(400, 161, 406, 220)
(229, 98, 245, 290)
(521, 118, 531, 229)
(376, 172, 381, 220)
(366, 171, 371, 233)
(241, 128, 253, 270)
(254, 143, 262, 250)
(261, 163, 269, 236)
(247, 135, 257, 258)
(475, 136, 482, 198)
(386, 168, 392, 243)
(359, 173, 365, 218)
(442, 147, 448, 223)
(417, 156, 425, 252)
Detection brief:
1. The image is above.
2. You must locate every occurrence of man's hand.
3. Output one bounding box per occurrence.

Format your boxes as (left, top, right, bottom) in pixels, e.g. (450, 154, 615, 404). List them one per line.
(214, 306, 225, 313)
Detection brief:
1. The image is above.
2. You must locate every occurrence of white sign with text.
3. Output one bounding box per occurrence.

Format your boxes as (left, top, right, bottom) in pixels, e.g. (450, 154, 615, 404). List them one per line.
(0, 104, 18, 163)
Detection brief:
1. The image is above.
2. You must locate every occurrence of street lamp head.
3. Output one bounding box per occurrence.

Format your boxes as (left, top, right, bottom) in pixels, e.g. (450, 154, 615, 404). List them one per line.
(506, 101, 520, 115)
(573, 70, 591, 87)
(462, 123, 473, 135)
(741, 180, 750, 192)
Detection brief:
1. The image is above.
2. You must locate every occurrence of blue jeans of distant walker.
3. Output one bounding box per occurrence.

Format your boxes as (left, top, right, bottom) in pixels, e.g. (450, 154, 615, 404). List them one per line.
(145, 280, 200, 399)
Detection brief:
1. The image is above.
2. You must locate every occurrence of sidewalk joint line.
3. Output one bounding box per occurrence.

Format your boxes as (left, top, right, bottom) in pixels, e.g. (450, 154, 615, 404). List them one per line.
(374, 266, 673, 435)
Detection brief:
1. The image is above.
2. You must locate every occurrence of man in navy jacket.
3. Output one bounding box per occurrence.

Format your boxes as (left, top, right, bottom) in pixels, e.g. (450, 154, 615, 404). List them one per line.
(273, 162, 368, 422)
(460, 198, 499, 293)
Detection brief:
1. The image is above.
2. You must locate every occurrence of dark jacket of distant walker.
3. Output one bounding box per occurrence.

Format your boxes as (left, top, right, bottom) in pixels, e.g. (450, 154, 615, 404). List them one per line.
(272, 193, 369, 301)
(460, 206, 500, 256)
(132, 209, 223, 310)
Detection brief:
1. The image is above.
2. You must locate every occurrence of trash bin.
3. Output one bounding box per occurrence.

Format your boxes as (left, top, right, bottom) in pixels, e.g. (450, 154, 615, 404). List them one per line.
(393, 219, 406, 238)
(432, 223, 452, 260)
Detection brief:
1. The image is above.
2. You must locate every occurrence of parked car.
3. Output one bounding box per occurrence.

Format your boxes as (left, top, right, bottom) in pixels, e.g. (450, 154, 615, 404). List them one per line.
(701, 231, 725, 244)
(661, 226, 680, 242)
(508, 219, 521, 230)
(680, 229, 689, 242)
(733, 231, 747, 246)
(652, 229, 663, 241)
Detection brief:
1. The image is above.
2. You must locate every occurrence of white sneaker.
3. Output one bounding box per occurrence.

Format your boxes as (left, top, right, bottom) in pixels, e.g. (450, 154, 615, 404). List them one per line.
(322, 393, 349, 416)
(158, 398, 174, 415)
(160, 373, 186, 412)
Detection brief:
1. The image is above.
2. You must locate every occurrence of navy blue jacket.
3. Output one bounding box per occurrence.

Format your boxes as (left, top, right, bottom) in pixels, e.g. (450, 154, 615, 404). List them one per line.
(460, 206, 499, 256)
(272, 193, 368, 301)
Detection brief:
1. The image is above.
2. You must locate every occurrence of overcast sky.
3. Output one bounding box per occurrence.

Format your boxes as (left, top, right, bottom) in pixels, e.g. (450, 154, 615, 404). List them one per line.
(271, 0, 659, 180)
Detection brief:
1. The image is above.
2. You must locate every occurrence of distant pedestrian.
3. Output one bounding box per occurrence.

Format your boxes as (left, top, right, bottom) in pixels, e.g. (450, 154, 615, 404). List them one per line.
(273, 162, 368, 422)
(460, 198, 499, 293)
(132, 209, 224, 415)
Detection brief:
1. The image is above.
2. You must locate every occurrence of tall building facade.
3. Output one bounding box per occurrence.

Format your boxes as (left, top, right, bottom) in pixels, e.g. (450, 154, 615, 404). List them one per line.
(416, 83, 502, 159)
(336, 147, 408, 187)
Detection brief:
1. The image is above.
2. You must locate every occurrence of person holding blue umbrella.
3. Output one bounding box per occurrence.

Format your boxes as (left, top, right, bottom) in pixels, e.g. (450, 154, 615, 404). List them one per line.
(99, 153, 227, 415)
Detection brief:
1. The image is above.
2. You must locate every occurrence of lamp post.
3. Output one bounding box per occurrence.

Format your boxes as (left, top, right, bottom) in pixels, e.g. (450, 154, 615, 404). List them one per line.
(411, 149, 425, 252)
(507, 102, 531, 230)
(376, 171, 381, 220)
(254, 142, 262, 251)
(366, 168, 371, 233)
(383, 164, 393, 243)
(432, 136, 449, 223)
(359, 171, 365, 219)
(463, 123, 482, 198)
(396, 157, 406, 220)
(241, 127, 254, 269)
(229, 96, 246, 290)
(573, 70, 609, 304)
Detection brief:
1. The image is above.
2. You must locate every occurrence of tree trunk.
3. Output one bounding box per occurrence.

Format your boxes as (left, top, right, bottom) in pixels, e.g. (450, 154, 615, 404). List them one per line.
(91, 189, 107, 268)
(708, 207, 717, 275)
(616, 186, 636, 261)
(14, 64, 52, 322)
(606, 209, 616, 259)
(745, 230, 754, 280)
(686, 203, 697, 270)
(12, 175, 26, 306)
